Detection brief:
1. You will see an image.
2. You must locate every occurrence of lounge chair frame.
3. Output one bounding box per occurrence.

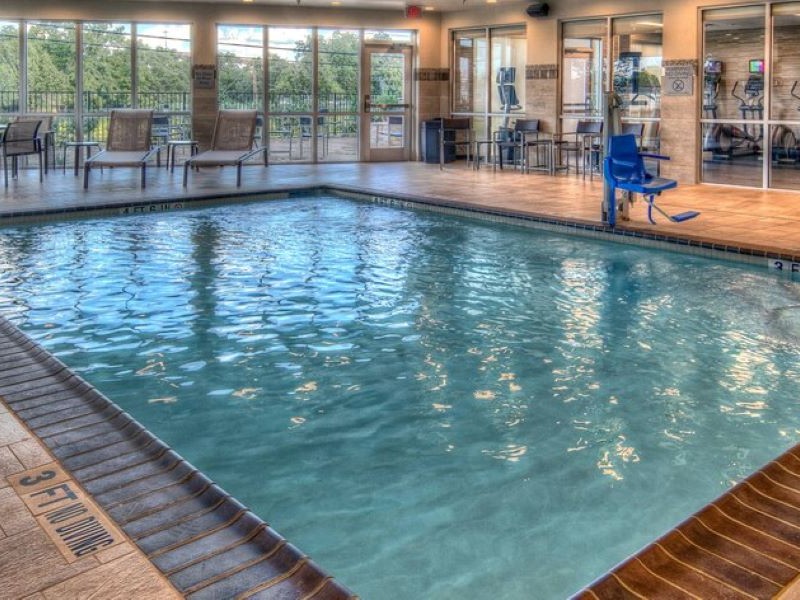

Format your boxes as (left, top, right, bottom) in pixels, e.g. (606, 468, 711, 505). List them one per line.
(83, 109, 160, 189)
(183, 110, 267, 187)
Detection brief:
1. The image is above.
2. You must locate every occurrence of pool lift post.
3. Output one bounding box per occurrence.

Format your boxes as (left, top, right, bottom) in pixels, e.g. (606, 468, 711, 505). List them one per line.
(602, 90, 623, 225)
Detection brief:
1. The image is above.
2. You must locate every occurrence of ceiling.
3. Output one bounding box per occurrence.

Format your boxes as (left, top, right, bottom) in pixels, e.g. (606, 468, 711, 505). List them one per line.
(132, 0, 513, 12)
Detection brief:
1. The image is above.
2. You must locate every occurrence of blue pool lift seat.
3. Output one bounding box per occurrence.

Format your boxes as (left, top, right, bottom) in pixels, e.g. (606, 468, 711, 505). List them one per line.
(603, 133, 699, 226)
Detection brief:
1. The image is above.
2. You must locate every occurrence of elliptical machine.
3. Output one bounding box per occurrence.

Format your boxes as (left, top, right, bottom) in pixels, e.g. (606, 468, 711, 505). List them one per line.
(703, 58, 722, 119)
(771, 81, 800, 164)
(703, 61, 763, 159)
(731, 64, 764, 143)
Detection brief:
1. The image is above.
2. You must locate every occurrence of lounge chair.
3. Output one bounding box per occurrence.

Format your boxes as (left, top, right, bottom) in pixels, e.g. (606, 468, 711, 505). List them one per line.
(84, 109, 159, 189)
(183, 110, 267, 187)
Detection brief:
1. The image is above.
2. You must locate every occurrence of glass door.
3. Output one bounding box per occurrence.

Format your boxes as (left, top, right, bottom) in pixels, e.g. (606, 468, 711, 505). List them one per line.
(361, 44, 412, 161)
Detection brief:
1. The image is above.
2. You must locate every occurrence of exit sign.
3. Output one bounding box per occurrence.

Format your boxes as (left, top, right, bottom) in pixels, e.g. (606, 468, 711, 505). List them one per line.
(405, 5, 422, 18)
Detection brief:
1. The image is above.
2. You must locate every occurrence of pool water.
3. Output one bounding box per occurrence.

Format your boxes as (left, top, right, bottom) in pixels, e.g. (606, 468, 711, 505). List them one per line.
(1, 196, 800, 599)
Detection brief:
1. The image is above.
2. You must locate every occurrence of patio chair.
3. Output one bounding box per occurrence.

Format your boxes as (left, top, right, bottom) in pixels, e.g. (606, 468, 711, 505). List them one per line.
(603, 133, 699, 226)
(2, 118, 44, 187)
(439, 118, 474, 170)
(84, 109, 159, 189)
(183, 110, 266, 187)
(553, 120, 603, 175)
(493, 118, 540, 171)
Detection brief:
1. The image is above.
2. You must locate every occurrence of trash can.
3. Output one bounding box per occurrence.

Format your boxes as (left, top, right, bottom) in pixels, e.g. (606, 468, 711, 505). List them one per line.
(420, 119, 456, 164)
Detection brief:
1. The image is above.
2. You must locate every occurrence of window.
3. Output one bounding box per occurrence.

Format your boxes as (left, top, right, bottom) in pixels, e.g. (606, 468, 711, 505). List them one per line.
(318, 29, 359, 161)
(0, 22, 20, 118)
(561, 19, 606, 124)
(217, 25, 264, 111)
(27, 21, 77, 143)
(770, 3, 800, 190)
(136, 23, 192, 140)
(561, 15, 661, 149)
(611, 15, 662, 121)
(701, 5, 765, 187)
(451, 25, 526, 142)
(82, 23, 132, 142)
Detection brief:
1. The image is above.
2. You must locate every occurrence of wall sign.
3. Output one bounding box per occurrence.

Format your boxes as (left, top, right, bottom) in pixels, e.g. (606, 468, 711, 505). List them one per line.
(192, 64, 217, 90)
(663, 64, 695, 96)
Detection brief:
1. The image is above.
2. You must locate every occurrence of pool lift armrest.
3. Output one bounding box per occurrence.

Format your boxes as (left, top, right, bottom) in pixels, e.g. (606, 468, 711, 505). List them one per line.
(603, 135, 700, 226)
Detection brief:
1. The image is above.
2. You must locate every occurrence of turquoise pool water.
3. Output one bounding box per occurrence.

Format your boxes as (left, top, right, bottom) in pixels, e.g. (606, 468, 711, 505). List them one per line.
(1, 196, 800, 598)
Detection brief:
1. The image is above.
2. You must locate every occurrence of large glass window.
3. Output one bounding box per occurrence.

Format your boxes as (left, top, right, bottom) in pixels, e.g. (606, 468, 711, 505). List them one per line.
(217, 25, 264, 111)
(453, 30, 487, 116)
(451, 25, 525, 143)
(82, 23, 132, 142)
(0, 22, 20, 119)
(136, 23, 192, 140)
(770, 3, 800, 190)
(318, 29, 359, 162)
(701, 6, 765, 187)
(27, 21, 77, 144)
(612, 16, 662, 121)
(561, 15, 662, 156)
(268, 27, 312, 114)
(561, 19, 606, 126)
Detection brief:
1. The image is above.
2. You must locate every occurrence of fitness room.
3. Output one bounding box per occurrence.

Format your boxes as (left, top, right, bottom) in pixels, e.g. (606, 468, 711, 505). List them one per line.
(701, 3, 800, 190)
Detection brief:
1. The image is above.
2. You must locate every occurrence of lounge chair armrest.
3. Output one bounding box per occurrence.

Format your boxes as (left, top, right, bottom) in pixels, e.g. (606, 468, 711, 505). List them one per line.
(640, 152, 670, 161)
(239, 146, 269, 162)
(143, 146, 161, 160)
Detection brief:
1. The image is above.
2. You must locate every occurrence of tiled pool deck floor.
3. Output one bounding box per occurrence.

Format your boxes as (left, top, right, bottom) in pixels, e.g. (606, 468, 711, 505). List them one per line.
(1, 161, 800, 599)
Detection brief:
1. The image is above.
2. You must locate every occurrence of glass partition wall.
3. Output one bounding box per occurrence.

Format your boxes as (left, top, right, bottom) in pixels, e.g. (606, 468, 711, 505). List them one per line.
(451, 25, 526, 147)
(702, 3, 800, 190)
(561, 15, 662, 148)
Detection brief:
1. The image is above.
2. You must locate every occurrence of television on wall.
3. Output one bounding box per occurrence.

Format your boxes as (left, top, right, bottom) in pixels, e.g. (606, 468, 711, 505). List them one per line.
(749, 59, 764, 74)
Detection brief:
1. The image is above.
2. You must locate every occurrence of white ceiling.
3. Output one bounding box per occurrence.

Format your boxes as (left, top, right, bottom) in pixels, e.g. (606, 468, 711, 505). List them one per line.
(132, 0, 508, 12)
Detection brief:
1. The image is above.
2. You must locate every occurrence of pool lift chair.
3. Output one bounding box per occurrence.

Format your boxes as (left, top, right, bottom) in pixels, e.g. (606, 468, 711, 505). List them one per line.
(603, 134, 699, 227)
(183, 110, 267, 187)
(84, 109, 160, 189)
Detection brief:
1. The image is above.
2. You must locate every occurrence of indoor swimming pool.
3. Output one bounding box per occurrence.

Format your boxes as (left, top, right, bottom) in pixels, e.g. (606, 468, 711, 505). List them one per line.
(1, 195, 799, 599)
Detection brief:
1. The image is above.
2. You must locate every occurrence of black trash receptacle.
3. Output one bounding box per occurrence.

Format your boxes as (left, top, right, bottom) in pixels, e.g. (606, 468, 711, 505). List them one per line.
(420, 119, 456, 164)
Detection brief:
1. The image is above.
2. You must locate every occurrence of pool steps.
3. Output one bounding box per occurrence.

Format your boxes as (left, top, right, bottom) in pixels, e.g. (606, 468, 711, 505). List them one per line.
(0, 316, 356, 600)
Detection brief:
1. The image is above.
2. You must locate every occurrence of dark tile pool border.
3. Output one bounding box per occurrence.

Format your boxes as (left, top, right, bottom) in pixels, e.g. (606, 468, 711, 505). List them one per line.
(0, 316, 356, 600)
(2, 184, 798, 268)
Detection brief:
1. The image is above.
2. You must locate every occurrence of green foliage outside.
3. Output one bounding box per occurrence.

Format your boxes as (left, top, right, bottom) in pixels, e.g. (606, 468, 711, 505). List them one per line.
(1, 22, 190, 140)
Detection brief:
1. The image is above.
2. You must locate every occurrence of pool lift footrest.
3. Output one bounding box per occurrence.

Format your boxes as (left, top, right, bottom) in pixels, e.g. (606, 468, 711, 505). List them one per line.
(645, 194, 701, 225)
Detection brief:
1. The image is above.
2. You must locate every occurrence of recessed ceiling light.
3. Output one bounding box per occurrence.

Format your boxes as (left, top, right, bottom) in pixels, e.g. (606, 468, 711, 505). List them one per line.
(424, 5, 435, 10)
(242, 0, 254, 3)
(331, 1, 341, 4)
(486, 0, 497, 4)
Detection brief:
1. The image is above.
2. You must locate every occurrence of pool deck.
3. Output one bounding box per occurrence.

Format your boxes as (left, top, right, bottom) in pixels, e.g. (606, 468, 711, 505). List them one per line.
(1, 160, 800, 599)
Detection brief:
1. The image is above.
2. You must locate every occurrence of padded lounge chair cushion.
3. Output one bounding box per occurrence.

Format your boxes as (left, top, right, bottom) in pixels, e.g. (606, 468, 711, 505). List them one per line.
(190, 150, 252, 166)
(87, 150, 155, 167)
